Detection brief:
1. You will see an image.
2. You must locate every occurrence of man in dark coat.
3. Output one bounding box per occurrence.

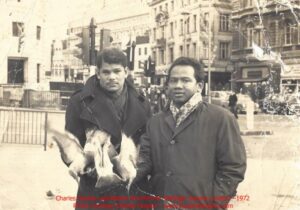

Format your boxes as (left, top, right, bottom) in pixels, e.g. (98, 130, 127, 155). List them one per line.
(65, 48, 151, 210)
(229, 93, 238, 119)
(136, 57, 246, 210)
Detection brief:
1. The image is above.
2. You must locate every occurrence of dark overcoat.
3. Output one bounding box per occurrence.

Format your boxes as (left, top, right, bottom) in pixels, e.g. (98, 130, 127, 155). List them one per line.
(137, 102, 247, 210)
(65, 75, 152, 210)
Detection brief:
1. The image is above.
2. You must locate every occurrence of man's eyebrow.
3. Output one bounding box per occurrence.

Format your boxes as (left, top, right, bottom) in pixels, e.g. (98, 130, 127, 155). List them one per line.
(112, 68, 122, 71)
(170, 76, 192, 79)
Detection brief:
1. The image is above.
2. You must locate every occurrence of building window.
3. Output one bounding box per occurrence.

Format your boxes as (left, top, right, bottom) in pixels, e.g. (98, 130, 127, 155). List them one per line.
(159, 5, 162, 11)
(144, 47, 147, 55)
(139, 48, 142, 55)
(193, 15, 197, 32)
(62, 40, 68, 49)
(180, 45, 183, 56)
(159, 49, 165, 65)
(37, 63, 40, 83)
(154, 8, 157, 16)
(153, 51, 157, 62)
(170, 22, 174, 38)
(153, 28, 157, 40)
(193, 43, 197, 58)
(219, 14, 230, 32)
(284, 21, 297, 45)
(186, 44, 190, 57)
(171, 0, 174, 10)
(12, 22, 24, 37)
(36, 26, 41, 40)
(245, 23, 254, 47)
(203, 41, 208, 59)
(8, 59, 24, 83)
(161, 26, 165, 38)
(169, 47, 174, 62)
(269, 22, 277, 46)
(180, 19, 184, 35)
(165, 3, 168, 11)
(219, 42, 230, 59)
(298, 24, 300, 43)
(254, 29, 262, 46)
(186, 17, 190, 34)
(241, 0, 253, 8)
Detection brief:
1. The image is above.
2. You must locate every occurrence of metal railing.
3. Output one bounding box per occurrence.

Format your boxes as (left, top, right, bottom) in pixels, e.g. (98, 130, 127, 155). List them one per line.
(0, 107, 48, 150)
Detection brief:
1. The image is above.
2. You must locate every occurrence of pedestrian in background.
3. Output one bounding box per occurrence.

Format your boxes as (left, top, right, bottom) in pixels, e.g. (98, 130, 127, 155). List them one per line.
(135, 57, 246, 210)
(65, 48, 152, 210)
(229, 93, 238, 119)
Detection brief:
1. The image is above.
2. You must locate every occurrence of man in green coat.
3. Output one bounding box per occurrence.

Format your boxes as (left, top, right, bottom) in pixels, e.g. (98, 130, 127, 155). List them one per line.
(136, 57, 247, 210)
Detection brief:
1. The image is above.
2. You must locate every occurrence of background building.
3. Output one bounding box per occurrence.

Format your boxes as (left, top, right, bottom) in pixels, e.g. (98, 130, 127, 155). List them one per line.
(52, 0, 151, 85)
(148, 0, 233, 90)
(0, 0, 49, 90)
(231, 0, 300, 98)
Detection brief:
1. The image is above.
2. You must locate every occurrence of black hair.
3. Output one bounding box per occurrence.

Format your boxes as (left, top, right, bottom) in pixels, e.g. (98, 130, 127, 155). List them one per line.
(96, 47, 127, 69)
(165, 57, 205, 84)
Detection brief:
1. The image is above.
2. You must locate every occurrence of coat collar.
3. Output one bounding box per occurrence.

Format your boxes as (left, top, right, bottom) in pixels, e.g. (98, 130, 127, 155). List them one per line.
(79, 75, 149, 145)
(163, 103, 205, 140)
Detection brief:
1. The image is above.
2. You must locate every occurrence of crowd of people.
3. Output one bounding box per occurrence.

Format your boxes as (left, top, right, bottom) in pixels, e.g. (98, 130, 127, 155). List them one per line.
(56, 47, 246, 210)
(138, 86, 168, 114)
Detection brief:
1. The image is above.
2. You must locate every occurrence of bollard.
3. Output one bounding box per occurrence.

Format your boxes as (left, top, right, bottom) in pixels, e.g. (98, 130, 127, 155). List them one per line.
(246, 99, 254, 130)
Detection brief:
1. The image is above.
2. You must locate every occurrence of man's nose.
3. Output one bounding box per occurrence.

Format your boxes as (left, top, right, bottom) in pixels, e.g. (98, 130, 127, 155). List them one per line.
(174, 80, 183, 88)
(108, 73, 117, 80)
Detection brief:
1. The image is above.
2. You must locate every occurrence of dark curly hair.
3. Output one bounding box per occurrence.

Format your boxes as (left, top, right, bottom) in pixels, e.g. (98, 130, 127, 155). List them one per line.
(165, 57, 205, 85)
(96, 47, 127, 69)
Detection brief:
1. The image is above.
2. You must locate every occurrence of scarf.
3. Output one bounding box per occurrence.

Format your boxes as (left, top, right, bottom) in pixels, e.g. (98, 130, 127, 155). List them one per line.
(170, 92, 202, 127)
(96, 82, 128, 123)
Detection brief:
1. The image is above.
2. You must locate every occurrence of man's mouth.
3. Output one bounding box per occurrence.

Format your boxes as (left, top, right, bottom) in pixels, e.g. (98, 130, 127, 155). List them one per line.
(107, 83, 118, 86)
(174, 92, 184, 97)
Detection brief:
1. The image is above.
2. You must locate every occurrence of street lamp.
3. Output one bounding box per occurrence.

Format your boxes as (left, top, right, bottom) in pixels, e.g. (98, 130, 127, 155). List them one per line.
(199, 2, 212, 104)
(207, 8, 212, 104)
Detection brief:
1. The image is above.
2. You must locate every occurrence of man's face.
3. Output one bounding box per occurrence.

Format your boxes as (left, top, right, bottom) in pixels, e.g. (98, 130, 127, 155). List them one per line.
(97, 62, 128, 94)
(167, 65, 202, 107)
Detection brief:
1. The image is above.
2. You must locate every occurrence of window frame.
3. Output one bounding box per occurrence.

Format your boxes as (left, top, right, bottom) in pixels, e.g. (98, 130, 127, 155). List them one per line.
(36, 25, 41, 40)
(219, 42, 230, 60)
(219, 14, 230, 32)
(12, 22, 24, 37)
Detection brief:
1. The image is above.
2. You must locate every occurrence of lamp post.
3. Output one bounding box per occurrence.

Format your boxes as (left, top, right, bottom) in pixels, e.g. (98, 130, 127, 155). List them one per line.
(200, 1, 212, 104)
(207, 7, 212, 104)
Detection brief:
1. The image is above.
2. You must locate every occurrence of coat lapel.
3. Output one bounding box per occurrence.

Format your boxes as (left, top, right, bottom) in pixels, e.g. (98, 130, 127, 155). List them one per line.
(79, 76, 122, 144)
(161, 111, 176, 143)
(164, 112, 176, 133)
(172, 103, 204, 139)
(122, 86, 149, 136)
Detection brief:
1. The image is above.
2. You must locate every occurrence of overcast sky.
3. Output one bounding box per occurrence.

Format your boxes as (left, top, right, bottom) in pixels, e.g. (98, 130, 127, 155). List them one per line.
(46, 0, 149, 40)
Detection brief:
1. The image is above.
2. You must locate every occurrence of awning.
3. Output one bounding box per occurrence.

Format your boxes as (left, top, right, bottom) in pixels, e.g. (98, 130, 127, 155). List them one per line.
(230, 77, 269, 83)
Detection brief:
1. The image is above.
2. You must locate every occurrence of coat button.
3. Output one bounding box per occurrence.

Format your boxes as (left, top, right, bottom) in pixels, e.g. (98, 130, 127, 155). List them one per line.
(170, 140, 176, 145)
(166, 171, 172, 177)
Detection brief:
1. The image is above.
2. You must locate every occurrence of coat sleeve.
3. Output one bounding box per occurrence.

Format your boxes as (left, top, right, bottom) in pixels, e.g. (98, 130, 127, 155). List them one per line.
(213, 113, 246, 205)
(65, 96, 86, 148)
(134, 121, 153, 183)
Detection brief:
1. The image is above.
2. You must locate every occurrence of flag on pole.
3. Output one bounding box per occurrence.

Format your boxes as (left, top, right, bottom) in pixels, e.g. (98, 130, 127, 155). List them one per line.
(251, 42, 291, 73)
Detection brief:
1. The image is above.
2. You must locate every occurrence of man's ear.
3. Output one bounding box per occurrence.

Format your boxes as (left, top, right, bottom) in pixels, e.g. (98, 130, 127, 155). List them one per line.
(96, 68, 101, 79)
(197, 82, 204, 91)
(124, 67, 129, 77)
